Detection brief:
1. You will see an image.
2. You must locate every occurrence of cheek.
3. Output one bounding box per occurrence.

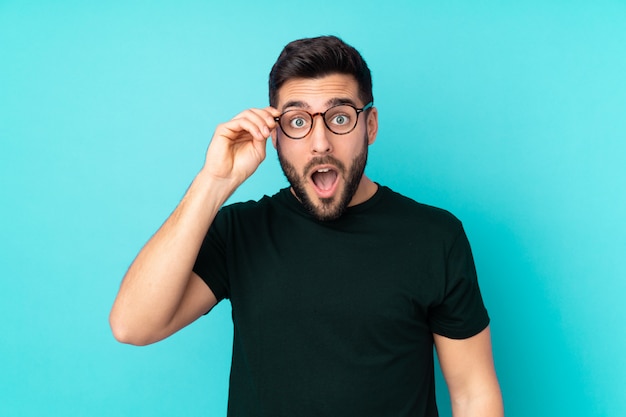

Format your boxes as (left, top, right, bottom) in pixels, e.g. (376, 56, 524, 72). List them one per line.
(277, 139, 304, 164)
(341, 136, 368, 157)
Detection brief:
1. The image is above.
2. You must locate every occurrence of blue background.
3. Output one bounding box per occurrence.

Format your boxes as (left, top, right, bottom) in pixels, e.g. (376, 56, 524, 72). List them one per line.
(1, 1, 625, 416)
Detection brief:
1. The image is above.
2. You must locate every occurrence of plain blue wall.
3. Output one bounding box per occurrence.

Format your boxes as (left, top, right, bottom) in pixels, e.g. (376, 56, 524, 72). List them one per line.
(1, 1, 625, 416)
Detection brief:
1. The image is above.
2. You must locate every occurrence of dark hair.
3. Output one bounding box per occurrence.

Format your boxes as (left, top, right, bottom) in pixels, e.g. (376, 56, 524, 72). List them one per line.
(268, 35, 373, 107)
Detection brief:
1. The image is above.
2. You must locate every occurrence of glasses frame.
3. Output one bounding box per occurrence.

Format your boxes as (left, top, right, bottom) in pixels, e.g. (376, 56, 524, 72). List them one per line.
(274, 102, 374, 140)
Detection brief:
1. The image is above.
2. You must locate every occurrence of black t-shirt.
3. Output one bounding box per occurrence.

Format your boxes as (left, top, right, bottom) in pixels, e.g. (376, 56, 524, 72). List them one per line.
(194, 186, 489, 417)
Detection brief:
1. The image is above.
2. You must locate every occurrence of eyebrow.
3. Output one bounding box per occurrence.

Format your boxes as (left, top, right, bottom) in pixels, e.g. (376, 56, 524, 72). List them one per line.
(282, 100, 309, 110)
(281, 97, 359, 111)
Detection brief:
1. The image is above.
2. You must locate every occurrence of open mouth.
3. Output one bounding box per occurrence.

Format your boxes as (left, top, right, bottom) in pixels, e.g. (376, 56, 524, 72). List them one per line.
(310, 167, 339, 198)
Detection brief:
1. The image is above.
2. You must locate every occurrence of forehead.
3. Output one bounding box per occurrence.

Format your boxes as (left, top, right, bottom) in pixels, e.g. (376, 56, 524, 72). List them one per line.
(276, 73, 360, 110)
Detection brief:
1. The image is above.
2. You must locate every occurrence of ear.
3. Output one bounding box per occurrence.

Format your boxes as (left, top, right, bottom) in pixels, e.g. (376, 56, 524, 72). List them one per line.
(270, 128, 278, 149)
(366, 106, 378, 145)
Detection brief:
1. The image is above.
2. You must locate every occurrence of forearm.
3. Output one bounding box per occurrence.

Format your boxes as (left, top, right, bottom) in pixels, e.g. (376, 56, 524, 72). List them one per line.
(109, 169, 236, 344)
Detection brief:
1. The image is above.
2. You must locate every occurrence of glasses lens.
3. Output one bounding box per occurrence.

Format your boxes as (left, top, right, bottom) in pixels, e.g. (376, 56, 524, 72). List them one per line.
(280, 110, 312, 139)
(324, 105, 358, 134)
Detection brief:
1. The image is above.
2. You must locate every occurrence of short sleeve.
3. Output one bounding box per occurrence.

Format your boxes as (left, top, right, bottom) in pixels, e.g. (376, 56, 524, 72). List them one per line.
(193, 209, 231, 302)
(428, 227, 490, 339)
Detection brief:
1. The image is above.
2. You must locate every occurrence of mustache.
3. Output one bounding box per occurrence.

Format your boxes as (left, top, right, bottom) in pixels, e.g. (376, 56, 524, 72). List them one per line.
(303, 156, 346, 175)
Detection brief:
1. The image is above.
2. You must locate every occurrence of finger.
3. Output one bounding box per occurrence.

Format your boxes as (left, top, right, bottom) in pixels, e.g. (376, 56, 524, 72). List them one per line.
(264, 107, 282, 137)
(219, 116, 269, 142)
(232, 109, 275, 139)
(262, 106, 282, 119)
(248, 108, 280, 133)
(237, 107, 281, 128)
(240, 110, 274, 138)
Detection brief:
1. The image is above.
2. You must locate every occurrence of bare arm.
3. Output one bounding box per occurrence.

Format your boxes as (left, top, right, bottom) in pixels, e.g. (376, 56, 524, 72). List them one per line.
(109, 107, 280, 346)
(434, 326, 504, 417)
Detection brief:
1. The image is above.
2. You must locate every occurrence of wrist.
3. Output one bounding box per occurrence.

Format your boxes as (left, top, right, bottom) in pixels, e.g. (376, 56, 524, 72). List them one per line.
(193, 168, 239, 207)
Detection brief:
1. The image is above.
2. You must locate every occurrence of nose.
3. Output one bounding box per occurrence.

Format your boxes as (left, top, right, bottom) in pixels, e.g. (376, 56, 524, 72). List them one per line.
(309, 114, 332, 154)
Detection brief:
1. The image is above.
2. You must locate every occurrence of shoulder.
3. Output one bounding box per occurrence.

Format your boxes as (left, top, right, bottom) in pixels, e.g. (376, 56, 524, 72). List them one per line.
(214, 188, 291, 226)
(376, 186, 463, 237)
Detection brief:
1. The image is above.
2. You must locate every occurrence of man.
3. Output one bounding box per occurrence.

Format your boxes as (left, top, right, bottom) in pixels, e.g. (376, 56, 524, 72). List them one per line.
(110, 36, 503, 416)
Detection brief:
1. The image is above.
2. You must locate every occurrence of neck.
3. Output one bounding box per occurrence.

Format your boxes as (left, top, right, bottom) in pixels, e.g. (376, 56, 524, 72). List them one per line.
(348, 175, 378, 206)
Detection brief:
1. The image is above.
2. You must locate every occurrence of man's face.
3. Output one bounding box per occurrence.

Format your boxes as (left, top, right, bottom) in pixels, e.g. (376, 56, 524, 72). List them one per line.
(271, 73, 378, 221)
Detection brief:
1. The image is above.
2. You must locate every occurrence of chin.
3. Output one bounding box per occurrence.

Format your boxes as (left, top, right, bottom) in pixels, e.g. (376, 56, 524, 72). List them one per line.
(310, 197, 346, 221)
(277, 133, 369, 222)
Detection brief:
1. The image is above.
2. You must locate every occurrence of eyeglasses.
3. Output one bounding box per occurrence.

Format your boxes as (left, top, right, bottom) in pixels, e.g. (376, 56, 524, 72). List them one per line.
(274, 102, 373, 140)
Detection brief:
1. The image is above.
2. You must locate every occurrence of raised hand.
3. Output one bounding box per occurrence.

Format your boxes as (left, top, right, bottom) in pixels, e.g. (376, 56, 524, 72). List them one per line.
(202, 106, 281, 187)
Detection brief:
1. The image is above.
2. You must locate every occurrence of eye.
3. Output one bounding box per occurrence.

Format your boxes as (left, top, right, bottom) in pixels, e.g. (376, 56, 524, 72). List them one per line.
(285, 112, 310, 130)
(290, 117, 307, 128)
(329, 112, 351, 126)
(326, 105, 355, 128)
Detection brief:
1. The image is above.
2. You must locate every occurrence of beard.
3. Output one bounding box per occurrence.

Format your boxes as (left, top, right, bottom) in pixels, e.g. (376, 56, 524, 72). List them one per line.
(277, 134, 369, 222)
